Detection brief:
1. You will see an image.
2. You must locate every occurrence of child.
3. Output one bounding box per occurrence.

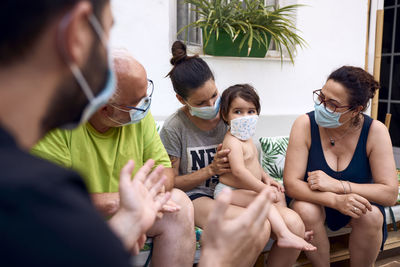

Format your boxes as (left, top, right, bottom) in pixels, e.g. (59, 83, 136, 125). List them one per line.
(214, 84, 316, 251)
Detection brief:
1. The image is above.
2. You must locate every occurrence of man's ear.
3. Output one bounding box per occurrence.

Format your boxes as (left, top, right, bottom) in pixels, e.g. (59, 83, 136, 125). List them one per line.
(176, 94, 186, 106)
(58, 1, 93, 65)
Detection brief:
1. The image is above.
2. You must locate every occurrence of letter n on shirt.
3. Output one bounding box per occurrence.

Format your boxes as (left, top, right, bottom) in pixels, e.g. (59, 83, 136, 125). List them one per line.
(187, 145, 219, 187)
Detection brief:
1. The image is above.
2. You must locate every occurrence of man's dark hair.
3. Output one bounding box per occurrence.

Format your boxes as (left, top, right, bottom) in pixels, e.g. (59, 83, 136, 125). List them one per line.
(220, 84, 261, 125)
(0, 0, 107, 65)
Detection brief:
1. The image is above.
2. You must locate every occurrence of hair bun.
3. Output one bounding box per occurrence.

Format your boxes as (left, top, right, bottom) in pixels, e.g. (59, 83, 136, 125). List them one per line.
(170, 41, 187, 65)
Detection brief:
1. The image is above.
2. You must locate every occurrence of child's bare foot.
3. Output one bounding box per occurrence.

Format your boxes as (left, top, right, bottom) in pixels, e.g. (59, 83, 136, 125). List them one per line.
(276, 231, 317, 251)
(304, 230, 314, 242)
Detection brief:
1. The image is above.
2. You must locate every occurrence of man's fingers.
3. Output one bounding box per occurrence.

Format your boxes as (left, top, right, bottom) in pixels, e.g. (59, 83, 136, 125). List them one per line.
(148, 174, 167, 197)
(119, 160, 135, 187)
(160, 199, 181, 212)
(144, 165, 165, 190)
(133, 159, 155, 183)
(208, 188, 231, 225)
(138, 234, 147, 249)
(250, 189, 272, 227)
(132, 243, 140, 255)
(155, 191, 171, 212)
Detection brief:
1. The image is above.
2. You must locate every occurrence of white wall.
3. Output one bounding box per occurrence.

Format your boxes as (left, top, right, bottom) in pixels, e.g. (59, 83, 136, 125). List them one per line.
(111, 0, 368, 129)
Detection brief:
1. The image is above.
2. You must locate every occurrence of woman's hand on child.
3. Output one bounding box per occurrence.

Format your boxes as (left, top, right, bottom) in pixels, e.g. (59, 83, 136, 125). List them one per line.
(209, 144, 231, 176)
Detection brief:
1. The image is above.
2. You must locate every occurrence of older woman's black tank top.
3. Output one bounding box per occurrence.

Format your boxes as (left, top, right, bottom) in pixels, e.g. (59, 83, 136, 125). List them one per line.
(304, 111, 387, 249)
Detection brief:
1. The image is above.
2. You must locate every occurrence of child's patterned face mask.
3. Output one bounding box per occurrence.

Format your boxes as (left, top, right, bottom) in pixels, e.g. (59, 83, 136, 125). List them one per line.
(229, 115, 259, 141)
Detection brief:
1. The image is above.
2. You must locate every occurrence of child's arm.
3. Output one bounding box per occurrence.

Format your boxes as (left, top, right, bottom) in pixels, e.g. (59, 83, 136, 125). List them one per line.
(261, 170, 285, 193)
(225, 136, 266, 193)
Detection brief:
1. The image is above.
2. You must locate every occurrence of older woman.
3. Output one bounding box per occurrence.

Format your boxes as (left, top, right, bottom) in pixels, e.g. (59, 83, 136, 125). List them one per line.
(284, 66, 398, 267)
(160, 41, 309, 266)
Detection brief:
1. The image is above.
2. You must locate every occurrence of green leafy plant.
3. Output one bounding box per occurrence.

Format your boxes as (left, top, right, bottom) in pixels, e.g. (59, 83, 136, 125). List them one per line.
(178, 0, 307, 62)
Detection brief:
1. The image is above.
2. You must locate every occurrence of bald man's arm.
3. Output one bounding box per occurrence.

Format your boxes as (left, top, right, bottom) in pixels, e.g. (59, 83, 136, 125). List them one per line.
(90, 192, 120, 217)
(89, 168, 174, 217)
(163, 167, 175, 191)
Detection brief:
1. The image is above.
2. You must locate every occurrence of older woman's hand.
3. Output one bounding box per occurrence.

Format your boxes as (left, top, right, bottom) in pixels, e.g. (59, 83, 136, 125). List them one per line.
(334, 193, 373, 218)
(307, 170, 343, 193)
(209, 144, 231, 176)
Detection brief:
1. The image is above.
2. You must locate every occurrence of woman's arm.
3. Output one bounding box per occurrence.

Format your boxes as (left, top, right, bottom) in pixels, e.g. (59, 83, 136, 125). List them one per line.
(284, 115, 345, 208)
(346, 120, 398, 206)
(169, 145, 231, 192)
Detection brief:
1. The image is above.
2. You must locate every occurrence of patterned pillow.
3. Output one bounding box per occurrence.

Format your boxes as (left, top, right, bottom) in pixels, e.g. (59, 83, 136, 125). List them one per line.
(259, 136, 289, 184)
(155, 121, 164, 134)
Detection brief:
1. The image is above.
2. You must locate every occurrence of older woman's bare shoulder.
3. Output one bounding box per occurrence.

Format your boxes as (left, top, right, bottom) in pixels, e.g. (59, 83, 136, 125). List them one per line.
(368, 118, 391, 141)
(292, 114, 311, 130)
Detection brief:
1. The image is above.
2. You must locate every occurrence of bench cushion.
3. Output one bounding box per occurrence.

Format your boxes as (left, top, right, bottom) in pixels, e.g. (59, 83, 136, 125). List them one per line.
(259, 136, 289, 184)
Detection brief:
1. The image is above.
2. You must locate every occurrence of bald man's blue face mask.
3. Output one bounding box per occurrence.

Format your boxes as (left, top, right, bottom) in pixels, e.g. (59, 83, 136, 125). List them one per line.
(57, 12, 116, 129)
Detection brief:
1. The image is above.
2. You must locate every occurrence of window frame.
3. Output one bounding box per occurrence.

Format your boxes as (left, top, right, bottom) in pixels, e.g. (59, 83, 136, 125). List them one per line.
(175, 0, 298, 60)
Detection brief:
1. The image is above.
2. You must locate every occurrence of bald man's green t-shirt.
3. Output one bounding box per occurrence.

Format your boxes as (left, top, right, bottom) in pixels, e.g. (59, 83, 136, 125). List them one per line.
(31, 112, 171, 193)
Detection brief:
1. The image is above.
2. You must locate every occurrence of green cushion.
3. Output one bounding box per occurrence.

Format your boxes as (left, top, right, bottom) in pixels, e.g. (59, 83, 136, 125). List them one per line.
(259, 136, 289, 184)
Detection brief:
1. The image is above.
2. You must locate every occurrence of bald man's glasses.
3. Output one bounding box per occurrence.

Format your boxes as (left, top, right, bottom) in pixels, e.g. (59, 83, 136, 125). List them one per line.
(113, 79, 154, 113)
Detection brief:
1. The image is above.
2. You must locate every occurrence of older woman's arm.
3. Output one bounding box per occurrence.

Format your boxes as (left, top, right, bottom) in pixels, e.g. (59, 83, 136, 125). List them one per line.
(284, 115, 335, 206)
(345, 120, 398, 206)
(284, 115, 372, 216)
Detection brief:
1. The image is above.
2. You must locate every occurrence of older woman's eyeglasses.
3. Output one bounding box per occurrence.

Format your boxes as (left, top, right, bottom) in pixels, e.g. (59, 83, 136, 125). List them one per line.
(313, 89, 352, 114)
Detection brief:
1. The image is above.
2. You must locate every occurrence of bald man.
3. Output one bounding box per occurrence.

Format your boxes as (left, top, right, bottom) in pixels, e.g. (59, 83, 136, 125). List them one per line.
(32, 52, 196, 266)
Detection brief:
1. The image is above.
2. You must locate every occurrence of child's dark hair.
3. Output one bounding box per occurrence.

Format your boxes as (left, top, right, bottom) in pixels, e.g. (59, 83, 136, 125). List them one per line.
(220, 84, 261, 125)
(167, 41, 214, 99)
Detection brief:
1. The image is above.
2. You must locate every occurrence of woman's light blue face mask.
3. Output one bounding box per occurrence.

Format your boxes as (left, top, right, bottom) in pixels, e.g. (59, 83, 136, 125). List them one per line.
(186, 96, 221, 120)
(314, 100, 352, 128)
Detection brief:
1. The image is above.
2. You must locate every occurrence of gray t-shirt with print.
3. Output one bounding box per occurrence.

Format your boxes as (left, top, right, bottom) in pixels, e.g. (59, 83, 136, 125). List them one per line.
(160, 109, 228, 198)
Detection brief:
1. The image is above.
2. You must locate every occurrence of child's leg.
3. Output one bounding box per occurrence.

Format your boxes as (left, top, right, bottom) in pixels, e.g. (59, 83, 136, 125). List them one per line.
(230, 189, 258, 208)
(268, 204, 317, 251)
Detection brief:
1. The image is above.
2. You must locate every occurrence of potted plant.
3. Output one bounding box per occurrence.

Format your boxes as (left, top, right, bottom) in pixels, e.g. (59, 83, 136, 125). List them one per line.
(178, 0, 306, 61)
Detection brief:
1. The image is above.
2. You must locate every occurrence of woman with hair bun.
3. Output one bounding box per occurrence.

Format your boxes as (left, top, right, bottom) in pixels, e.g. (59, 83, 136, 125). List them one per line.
(160, 40, 310, 266)
(284, 66, 398, 266)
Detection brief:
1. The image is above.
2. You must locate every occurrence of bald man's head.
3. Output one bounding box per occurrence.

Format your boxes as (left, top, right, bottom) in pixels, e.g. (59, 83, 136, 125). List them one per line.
(111, 50, 148, 106)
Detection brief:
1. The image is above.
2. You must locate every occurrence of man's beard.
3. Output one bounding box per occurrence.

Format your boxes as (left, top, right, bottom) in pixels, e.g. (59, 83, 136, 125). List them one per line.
(40, 41, 108, 134)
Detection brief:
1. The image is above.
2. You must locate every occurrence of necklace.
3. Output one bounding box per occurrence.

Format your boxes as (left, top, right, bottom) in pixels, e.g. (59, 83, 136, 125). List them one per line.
(325, 125, 355, 146)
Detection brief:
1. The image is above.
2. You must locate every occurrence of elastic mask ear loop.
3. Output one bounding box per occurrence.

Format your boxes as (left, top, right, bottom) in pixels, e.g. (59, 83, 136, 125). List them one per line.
(88, 14, 108, 48)
(56, 12, 95, 102)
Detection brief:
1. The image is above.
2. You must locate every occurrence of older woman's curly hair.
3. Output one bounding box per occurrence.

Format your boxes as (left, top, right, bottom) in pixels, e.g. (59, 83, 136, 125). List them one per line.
(327, 66, 380, 126)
